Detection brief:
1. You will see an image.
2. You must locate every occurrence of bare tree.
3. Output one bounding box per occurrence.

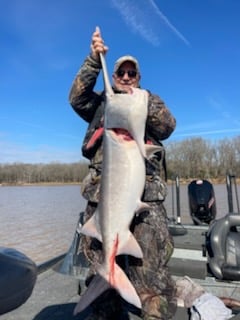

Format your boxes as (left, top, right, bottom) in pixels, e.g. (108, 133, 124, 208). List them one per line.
(1, 136, 240, 184)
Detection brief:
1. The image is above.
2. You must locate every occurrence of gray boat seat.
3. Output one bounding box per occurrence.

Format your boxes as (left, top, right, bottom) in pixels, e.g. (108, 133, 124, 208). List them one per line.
(0, 247, 37, 315)
(206, 213, 240, 280)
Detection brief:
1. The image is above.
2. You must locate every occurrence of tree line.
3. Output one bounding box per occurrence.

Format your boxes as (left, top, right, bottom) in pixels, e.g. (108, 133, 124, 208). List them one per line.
(166, 136, 240, 180)
(0, 162, 89, 185)
(0, 136, 239, 185)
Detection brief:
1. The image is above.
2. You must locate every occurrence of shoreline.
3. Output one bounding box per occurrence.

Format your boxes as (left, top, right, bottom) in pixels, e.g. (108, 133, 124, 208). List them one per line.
(0, 182, 82, 187)
(1, 179, 239, 187)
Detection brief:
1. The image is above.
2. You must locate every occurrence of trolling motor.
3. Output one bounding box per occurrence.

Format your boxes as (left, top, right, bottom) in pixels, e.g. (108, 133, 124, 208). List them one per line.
(188, 179, 217, 225)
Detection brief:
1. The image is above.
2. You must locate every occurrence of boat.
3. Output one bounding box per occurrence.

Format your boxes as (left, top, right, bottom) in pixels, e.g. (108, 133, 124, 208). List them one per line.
(53, 174, 240, 318)
(168, 173, 240, 318)
(1, 174, 240, 319)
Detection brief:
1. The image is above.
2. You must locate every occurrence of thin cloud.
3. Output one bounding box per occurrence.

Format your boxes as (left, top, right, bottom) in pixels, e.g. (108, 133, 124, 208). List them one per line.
(0, 140, 82, 164)
(173, 128, 240, 138)
(172, 96, 240, 139)
(0, 117, 81, 141)
(208, 97, 240, 127)
(149, 0, 190, 46)
(110, 0, 190, 46)
(110, 0, 159, 46)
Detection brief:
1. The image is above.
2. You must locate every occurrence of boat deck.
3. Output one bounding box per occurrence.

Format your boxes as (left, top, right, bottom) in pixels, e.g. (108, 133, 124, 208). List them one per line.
(1, 265, 189, 320)
(2, 224, 240, 320)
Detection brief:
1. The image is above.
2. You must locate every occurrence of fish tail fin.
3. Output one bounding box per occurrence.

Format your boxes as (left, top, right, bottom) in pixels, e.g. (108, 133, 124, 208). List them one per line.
(73, 263, 142, 316)
(73, 273, 110, 315)
(98, 262, 142, 310)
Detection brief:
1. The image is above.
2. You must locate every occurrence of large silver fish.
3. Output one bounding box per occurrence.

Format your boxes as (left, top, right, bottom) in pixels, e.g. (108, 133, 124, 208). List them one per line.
(74, 29, 161, 315)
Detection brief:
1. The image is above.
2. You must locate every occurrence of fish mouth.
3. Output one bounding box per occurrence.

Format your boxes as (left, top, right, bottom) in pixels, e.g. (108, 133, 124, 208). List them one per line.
(109, 128, 133, 142)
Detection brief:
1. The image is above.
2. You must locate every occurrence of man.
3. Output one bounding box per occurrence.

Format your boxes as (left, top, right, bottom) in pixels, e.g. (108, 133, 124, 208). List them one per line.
(69, 27, 177, 320)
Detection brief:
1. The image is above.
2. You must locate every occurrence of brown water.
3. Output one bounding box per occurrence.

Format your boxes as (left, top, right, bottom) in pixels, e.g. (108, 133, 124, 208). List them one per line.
(0, 185, 86, 264)
(0, 183, 239, 264)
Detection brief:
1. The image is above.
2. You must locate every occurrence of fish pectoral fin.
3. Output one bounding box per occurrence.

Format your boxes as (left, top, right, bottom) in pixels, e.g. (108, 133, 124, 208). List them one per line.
(73, 273, 110, 315)
(118, 232, 143, 258)
(80, 213, 102, 242)
(145, 144, 163, 159)
(136, 201, 151, 214)
(98, 262, 142, 310)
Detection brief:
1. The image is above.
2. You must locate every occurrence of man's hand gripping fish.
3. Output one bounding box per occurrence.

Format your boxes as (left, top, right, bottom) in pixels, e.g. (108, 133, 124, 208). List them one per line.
(74, 28, 162, 316)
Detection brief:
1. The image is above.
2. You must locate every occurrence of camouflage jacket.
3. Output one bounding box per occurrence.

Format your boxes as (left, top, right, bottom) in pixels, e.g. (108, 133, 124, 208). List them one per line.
(69, 55, 176, 203)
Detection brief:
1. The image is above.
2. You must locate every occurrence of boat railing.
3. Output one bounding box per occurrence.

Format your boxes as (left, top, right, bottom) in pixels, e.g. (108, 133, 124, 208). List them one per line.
(226, 172, 240, 214)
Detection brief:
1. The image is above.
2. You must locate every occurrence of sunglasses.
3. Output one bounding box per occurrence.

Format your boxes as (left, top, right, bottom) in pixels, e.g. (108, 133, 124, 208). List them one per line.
(116, 69, 137, 78)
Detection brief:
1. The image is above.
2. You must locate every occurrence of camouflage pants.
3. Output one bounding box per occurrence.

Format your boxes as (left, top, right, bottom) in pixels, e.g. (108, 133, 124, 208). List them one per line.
(79, 201, 177, 320)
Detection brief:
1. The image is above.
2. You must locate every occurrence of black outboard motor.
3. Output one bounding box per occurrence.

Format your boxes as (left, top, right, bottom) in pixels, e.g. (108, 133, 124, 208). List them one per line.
(188, 179, 217, 225)
(206, 213, 240, 280)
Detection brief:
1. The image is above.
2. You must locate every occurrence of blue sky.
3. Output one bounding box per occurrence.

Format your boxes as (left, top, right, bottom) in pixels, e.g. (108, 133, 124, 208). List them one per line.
(1, 0, 240, 163)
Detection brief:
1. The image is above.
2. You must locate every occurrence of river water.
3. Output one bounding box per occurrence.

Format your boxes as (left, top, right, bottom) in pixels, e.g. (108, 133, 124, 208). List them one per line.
(0, 183, 239, 264)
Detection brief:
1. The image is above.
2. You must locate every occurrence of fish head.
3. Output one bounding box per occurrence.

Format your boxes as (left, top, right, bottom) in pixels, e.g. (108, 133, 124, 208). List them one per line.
(104, 88, 148, 157)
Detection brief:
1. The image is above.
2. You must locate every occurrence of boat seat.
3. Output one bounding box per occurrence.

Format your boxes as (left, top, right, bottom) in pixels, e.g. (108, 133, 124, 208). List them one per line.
(206, 213, 240, 280)
(0, 247, 37, 315)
